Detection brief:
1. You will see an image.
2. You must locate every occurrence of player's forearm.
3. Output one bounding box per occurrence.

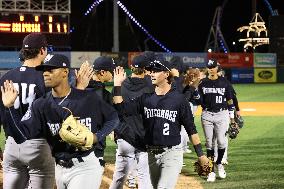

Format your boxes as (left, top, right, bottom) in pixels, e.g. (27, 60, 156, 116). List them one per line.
(227, 99, 235, 119)
(191, 133, 201, 145)
(113, 86, 123, 104)
(191, 133, 204, 157)
(95, 117, 119, 142)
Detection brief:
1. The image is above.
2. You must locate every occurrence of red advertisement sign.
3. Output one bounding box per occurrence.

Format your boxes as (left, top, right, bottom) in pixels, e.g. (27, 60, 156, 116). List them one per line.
(208, 53, 253, 68)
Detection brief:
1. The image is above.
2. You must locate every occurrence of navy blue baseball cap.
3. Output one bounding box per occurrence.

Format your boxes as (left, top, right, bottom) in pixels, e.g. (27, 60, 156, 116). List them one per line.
(93, 56, 116, 72)
(131, 55, 149, 68)
(146, 59, 171, 72)
(206, 59, 218, 69)
(22, 33, 48, 49)
(36, 54, 70, 71)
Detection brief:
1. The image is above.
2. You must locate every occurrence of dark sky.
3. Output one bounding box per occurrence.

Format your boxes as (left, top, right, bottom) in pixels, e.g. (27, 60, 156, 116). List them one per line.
(71, 0, 284, 52)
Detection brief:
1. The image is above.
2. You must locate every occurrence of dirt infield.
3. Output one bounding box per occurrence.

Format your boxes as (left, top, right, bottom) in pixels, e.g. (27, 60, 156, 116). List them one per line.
(1, 102, 283, 189)
(195, 102, 284, 116)
(101, 164, 203, 189)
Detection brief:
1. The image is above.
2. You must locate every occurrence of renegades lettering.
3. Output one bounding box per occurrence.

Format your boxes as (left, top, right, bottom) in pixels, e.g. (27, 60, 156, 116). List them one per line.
(144, 107, 177, 122)
(202, 87, 225, 95)
(47, 117, 92, 136)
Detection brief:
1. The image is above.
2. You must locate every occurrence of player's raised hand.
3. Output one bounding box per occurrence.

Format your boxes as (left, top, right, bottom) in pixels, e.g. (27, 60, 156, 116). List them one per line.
(1, 80, 18, 108)
(75, 61, 94, 90)
(113, 66, 126, 86)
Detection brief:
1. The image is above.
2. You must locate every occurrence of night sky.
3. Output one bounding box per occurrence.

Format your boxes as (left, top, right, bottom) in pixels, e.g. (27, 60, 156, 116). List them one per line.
(71, 0, 284, 52)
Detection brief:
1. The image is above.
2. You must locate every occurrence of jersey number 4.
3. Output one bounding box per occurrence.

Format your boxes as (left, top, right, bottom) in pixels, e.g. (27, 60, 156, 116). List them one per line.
(13, 83, 36, 109)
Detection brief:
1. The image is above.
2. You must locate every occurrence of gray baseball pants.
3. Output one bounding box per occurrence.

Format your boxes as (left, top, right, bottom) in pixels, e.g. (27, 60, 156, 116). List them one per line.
(147, 144, 183, 189)
(3, 137, 55, 189)
(55, 152, 104, 189)
(201, 110, 230, 150)
(110, 139, 152, 189)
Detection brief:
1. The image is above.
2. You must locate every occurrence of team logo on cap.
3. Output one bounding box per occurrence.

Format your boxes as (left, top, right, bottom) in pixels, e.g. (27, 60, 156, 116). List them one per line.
(208, 60, 214, 66)
(44, 54, 54, 63)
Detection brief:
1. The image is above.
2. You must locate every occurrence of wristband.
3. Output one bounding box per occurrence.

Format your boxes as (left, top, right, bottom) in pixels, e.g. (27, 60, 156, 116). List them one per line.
(194, 143, 204, 157)
(229, 110, 234, 119)
(113, 86, 122, 96)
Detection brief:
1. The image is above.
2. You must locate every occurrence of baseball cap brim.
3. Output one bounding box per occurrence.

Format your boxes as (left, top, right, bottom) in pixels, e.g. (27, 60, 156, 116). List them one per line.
(146, 60, 170, 72)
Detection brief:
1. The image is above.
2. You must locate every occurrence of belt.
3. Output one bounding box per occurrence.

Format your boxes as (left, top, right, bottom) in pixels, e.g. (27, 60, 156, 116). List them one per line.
(205, 108, 227, 113)
(55, 150, 105, 168)
(146, 145, 172, 155)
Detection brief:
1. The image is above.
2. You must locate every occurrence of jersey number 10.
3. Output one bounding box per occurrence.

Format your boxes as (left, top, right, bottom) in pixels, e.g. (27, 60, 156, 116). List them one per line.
(216, 96, 223, 103)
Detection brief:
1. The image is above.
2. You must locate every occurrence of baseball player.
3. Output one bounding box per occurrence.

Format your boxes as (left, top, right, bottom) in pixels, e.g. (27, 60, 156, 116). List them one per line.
(197, 59, 235, 182)
(213, 67, 241, 165)
(86, 56, 116, 160)
(1, 54, 120, 189)
(110, 54, 153, 189)
(0, 33, 55, 189)
(0, 33, 93, 189)
(169, 57, 192, 155)
(112, 59, 209, 189)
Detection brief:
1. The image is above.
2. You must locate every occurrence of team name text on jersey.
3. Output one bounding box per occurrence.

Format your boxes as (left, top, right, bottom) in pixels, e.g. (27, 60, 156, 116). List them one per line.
(144, 107, 177, 122)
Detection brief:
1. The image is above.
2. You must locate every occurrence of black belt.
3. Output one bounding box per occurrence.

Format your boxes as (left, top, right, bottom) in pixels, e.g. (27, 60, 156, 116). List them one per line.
(55, 149, 105, 168)
(205, 108, 227, 113)
(146, 145, 172, 155)
(55, 157, 83, 168)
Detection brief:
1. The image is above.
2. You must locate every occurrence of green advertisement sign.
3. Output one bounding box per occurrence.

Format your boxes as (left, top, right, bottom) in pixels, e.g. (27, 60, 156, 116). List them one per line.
(254, 53, 277, 67)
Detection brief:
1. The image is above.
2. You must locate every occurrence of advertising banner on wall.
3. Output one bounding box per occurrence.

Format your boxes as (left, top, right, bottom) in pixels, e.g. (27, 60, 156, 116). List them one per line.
(0, 51, 21, 68)
(254, 53, 277, 67)
(71, 51, 100, 68)
(228, 53, 253, 68)
(101, 52, 129, 68)
(254, 68, 277, 83)
(208, 53, 253, 68)
(231, 68, 254, 83)
(0, 69, 11, 78)
(162, 52, 208, 68)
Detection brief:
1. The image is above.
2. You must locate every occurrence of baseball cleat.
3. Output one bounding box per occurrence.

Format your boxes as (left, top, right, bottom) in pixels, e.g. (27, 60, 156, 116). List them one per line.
(184, 149, 192, 154)
(221, 159, 228, 165)
(207, 172, 216, 182)
(217, 164, 226, 179)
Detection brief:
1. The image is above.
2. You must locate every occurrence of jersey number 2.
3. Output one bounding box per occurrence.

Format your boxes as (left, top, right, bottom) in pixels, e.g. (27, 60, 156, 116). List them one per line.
(13, 83, 36, 109)
(163, 123, 170, 135)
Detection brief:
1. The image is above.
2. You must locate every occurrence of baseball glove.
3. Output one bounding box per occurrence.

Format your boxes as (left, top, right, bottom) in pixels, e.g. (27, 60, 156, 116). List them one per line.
(228, 121, 240, 139)
(59, 107, 94, 151)
(194, 159, 214, 176)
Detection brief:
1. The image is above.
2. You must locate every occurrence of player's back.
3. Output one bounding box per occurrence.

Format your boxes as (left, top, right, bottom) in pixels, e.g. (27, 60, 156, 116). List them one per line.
(0, 66, 48, 136)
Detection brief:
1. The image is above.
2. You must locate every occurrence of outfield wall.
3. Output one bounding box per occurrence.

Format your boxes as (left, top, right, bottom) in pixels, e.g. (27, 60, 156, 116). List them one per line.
(0, 51, 283, 83)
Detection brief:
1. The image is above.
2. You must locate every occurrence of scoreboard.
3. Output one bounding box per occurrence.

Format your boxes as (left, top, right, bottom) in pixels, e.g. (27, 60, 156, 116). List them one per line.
(0, 13, 69, 34)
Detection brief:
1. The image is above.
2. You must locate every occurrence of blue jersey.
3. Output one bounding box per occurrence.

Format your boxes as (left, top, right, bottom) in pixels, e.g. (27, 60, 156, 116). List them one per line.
(7, 88, 119, 160)
(115, 86, 197, 146)
(0, 66, 49, 138)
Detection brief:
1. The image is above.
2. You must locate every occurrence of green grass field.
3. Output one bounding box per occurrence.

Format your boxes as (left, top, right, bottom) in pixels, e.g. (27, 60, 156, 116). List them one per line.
(1, 83, 284, 188)
(183, 83, 284, 189)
